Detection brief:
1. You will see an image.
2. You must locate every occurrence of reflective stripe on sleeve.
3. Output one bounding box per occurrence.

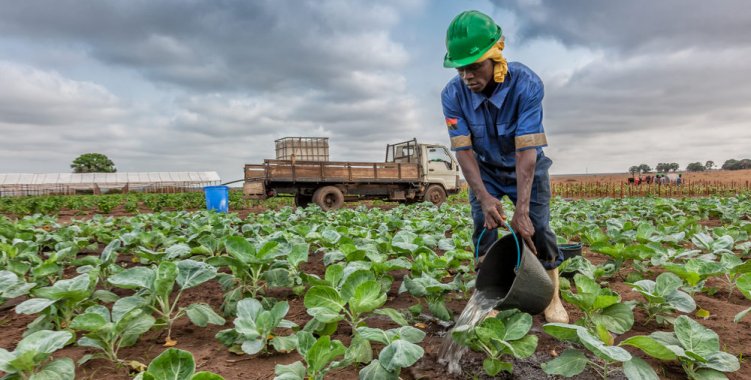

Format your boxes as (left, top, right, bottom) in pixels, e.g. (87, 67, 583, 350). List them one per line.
(451, 135, 472, 149)
(515, 133, 547, 150)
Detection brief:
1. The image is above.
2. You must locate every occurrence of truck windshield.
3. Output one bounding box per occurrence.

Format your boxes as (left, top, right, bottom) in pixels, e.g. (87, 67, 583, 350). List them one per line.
(427, 147, 452, 170)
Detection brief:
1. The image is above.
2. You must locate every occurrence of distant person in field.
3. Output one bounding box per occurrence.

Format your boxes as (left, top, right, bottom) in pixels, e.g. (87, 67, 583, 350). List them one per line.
(440, 10, 567, 323)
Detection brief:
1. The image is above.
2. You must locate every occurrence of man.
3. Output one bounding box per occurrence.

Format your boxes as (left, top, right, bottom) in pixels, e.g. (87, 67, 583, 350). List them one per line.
(441, 10, 568, 323)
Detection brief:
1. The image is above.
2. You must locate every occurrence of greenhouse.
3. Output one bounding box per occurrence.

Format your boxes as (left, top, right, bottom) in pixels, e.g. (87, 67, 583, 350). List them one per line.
(0, 172, 221, 196)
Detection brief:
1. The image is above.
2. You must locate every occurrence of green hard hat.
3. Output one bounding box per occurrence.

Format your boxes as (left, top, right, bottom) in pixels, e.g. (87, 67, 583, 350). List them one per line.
(443, 10, 502, 68)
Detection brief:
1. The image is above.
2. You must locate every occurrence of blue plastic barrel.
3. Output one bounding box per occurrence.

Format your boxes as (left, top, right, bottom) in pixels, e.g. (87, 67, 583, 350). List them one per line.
(203, 185, 229, 213)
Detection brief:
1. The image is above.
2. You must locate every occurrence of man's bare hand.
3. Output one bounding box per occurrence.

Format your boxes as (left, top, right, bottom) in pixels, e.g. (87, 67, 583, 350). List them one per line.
(511, 211, 537, 255)
(479, 195, 506, 229)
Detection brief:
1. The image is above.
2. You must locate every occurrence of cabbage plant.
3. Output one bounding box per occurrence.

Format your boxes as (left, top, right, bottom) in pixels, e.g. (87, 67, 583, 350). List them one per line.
(400, 272, 457, 321)
(714, 252, 751, 297)
(543, 323, 657, 379)
(620, 316, 740, 380)
(357, 326, 426, 379)
(628, 272, 696, 325)
(663, 259, 725, 292)
(71, 305, 155, 365)
(72, 239, 123, 291)
(0, 237, 63, 285)
(0, 270, 35, 306)
(691, 232, 735, 257)
(15, 271, 100, 332)
(557, 256, 614, 282)
(207, 236, 290, 314)
(0, 330, 75, 380)
(262, 241, 310, 296)
(134, 348, 223, 380)
(323, 245, 412, 294)
(561, 274, 634, 334)
(450, 309, 537, 376)
(589, 241, 653, 276)
(734, 272, 751, 322)
(215, 298, 298, 355)
(303, 267, 387, 335)
(107, 259, 224, 345)
(273, 332, 346, 380)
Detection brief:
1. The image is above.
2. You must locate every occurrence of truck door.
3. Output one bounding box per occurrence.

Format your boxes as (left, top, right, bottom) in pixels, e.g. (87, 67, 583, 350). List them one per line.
(426, 146, 459, 190)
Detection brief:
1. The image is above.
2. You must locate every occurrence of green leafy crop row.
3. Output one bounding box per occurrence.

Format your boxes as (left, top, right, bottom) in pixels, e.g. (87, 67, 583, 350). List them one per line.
(0, 195, 748, 379)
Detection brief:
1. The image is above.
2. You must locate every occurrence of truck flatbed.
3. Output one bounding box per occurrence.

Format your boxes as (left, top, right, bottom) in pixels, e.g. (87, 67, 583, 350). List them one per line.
(245, 159, 420, 183)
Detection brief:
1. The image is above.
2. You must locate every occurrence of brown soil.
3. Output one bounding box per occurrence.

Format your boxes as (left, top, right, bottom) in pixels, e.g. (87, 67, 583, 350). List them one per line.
(1, 224, 750, 379)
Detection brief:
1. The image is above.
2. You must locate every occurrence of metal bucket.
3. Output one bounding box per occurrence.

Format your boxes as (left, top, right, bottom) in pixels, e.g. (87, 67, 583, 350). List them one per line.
(475, 233, 554, 315)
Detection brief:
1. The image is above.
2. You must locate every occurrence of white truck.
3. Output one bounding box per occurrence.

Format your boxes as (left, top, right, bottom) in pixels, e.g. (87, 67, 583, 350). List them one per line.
(244, 138, 461, 210)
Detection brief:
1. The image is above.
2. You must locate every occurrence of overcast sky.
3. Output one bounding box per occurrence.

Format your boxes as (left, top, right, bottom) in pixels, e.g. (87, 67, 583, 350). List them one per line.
(1, 0, 749, 180)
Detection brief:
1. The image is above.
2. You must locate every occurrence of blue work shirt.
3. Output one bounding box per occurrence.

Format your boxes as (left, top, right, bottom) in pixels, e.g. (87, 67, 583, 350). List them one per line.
(442, 62, 548, 172)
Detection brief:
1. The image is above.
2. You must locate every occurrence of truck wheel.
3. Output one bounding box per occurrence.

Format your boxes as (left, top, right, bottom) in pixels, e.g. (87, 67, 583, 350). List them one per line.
(295, 193, 312, 208)
(425, 185, 447, 206)
(313, 186, 344, 211)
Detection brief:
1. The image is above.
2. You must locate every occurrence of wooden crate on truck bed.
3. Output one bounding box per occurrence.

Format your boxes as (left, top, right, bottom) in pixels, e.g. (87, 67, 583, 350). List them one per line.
(245, 160, 420, 183)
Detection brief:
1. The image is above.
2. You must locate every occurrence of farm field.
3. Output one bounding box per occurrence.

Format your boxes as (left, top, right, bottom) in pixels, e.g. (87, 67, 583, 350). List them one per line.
(1, 194, 751, 380)
(0, 191, 287, 220)
(550, 170, 751, 199)
(552, 169, 751, 185)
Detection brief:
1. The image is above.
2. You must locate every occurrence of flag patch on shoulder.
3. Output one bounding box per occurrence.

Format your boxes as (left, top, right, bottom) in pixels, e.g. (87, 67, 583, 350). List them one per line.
(445, 118, 458, 130)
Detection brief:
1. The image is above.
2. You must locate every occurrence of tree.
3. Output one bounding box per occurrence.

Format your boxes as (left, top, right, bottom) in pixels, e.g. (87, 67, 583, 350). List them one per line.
(721, 159, 751, 170)
(722, 159, 738, 170)
(629, 166, 639, 175)
(71, 153, 116, 173)
(704, 160, 715, 170)
(656, 162, 679, 172)
(638, 164, 652, 174)
(686, 162, 705, 172)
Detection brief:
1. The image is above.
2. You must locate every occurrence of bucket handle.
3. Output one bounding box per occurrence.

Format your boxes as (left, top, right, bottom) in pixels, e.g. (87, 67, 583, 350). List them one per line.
(475, 220, 522, 272)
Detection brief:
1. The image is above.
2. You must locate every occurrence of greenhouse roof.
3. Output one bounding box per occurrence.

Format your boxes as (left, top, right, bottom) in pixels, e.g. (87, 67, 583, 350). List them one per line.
(0, 172, 221, 185)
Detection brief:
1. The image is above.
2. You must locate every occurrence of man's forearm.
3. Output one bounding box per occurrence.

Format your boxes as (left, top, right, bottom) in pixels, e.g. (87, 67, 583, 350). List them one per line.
(456, 150, 490, 200)
(515, 149, 537, 213)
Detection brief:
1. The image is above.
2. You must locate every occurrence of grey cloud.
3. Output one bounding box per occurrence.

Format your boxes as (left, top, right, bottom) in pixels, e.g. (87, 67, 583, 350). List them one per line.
(4, 0, 746, 180)
(0, 1, 408, 93)
(481, 0, 751, 174)
(492, 0, 751, 53)
(543, 47, 751, 136)
(0, 62, 123, 125)
(0, 1, 426, 180)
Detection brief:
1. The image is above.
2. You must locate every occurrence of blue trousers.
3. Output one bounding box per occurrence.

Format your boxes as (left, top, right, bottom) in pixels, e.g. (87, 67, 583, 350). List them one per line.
(469, 155, 564, 270)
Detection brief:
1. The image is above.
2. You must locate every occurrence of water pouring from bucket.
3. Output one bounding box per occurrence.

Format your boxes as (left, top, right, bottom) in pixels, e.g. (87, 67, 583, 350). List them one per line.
(439, 222, 554, 374)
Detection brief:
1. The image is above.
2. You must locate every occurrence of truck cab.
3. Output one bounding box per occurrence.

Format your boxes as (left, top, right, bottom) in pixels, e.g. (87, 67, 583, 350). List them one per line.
(386, 139, 461, 202)
(424, 144, 461, 190)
